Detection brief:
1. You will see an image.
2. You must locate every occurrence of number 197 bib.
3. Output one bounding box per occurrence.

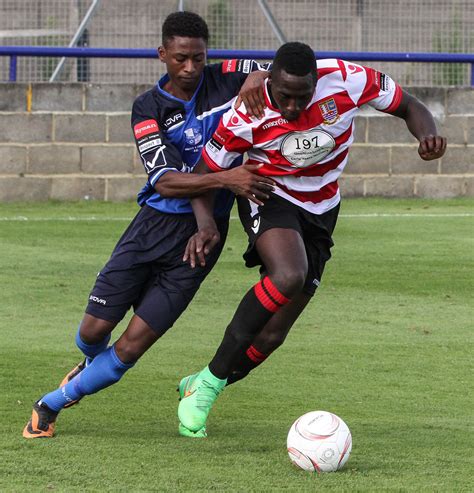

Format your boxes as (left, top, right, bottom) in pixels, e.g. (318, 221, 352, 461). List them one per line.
(280, 128, 335, 168)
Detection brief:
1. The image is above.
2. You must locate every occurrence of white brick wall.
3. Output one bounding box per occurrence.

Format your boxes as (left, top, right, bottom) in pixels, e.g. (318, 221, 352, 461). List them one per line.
(0, 83, 472, 201)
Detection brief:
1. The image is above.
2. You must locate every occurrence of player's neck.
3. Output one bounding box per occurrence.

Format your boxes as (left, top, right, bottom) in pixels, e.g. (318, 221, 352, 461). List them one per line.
(162, 78, 198, 101)
(267, 83, 280, 112)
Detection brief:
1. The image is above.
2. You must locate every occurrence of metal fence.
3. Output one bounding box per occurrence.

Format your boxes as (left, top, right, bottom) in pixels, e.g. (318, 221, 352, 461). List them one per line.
(1, 0, 473, 86)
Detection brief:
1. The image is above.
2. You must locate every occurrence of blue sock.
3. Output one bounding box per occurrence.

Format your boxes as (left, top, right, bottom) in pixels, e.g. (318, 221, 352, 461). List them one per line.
(75, 326, 111, 360)
(41, 345, 134, 412)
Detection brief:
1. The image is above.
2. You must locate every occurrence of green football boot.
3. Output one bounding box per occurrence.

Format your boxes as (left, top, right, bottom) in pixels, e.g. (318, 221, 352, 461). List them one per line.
(177, 373, 207, 438)
(178, 422, 207, 438)
(178, 366, 227, 432)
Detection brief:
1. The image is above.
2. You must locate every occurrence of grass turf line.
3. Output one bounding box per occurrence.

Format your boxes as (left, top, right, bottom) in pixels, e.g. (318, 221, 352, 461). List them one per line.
(0, 198, 472, 492)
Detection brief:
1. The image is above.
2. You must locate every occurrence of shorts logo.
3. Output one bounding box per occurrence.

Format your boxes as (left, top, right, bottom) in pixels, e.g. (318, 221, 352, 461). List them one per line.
(242, 60, 251, 74)
(318, 98, 339, 125)
(251, 216, 261, 234)
(89, 295, 106, 305)
(134, 119, 159, 139)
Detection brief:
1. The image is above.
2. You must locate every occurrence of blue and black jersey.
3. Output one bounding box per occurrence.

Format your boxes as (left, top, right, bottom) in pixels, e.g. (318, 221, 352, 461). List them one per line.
(131, 60, 270, 216)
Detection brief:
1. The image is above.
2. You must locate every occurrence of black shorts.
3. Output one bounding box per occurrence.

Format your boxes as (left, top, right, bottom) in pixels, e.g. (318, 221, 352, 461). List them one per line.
(237, 194, 339, 296)
(86, 205, 229, 335)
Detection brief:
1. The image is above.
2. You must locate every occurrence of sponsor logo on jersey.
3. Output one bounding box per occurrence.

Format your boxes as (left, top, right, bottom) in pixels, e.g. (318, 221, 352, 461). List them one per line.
(213, 130, 226, 143)
(380, 73, 390, 91)
(134, 119, 159, 139)
(207, 137, 223, 154)
(138, 138, 162, 153)
(222, 59, 238, 73)
(262, 117, 288, 130)
(89, 295, 106, 305)
(184, 127, 202, 146)
(318, 98, 339, 125)
(163, 112, 185, 130)
(280, 128, 335, 168)
(347, 63, 363, 75)
(242, 60, 251, 74)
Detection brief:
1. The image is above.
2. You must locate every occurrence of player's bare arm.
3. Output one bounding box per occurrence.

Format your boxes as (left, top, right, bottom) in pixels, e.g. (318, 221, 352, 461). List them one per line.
(183, 160, 276, 267)
(237, 70, 269, 119)
(389, 91, 447, 161)
(156, 160, 274, 202)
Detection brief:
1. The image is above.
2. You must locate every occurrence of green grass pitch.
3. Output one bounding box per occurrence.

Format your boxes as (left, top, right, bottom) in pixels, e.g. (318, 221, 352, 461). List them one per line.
(0, 198, 473, 492)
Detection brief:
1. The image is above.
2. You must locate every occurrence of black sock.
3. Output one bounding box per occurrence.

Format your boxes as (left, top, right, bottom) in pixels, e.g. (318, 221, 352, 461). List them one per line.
(226, 345, 269, 385)
(209, 277, 288, 379)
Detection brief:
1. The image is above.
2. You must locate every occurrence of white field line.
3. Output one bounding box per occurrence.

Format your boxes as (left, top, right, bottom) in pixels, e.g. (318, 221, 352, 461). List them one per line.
(0, 213, 473, 221)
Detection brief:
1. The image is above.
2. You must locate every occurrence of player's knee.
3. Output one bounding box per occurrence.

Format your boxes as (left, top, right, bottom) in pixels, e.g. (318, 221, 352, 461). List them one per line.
(114, 339, 142, 364)
(79, 315, 116, 344)
(269, 269, 306, 298)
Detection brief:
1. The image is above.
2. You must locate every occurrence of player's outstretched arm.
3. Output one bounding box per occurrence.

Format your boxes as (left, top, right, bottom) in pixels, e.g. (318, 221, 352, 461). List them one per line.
(389, 91, 447, 161)
(157, 160, 274, 203)
(154, 163, 275, 200)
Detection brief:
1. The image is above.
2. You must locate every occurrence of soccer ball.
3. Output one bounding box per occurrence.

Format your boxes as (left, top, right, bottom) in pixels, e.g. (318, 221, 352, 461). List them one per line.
(287, 410, 352, 473)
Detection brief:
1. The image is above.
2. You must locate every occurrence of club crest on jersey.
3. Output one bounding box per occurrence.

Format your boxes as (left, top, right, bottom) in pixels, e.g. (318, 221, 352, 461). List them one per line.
(318, 98, 339, 125)
(184, 127, 202, 146)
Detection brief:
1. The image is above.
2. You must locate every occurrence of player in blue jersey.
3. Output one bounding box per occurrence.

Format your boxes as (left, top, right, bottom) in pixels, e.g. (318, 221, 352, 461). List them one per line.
(23, 11, 275, 439)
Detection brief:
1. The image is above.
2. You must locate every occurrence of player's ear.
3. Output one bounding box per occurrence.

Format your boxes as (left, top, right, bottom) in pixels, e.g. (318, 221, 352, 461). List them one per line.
(158, 46, 166, 62)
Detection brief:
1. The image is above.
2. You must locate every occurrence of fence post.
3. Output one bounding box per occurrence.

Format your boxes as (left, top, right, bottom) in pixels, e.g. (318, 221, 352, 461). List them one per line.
(471, 63, 474, 87)
(9, 55, 17, 81)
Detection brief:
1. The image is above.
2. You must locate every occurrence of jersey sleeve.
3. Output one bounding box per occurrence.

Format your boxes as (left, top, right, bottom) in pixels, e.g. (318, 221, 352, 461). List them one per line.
(214, 59, 272, 91)
(221, 59, 272, 76)
(345, 62, 403, 113)
(202, 102, 253, 172)
(131, 95, 185, 188)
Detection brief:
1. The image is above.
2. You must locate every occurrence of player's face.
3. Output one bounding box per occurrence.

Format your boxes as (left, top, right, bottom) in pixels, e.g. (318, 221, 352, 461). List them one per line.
(269, 70, 316, 121)
(159, 36, 207, 92)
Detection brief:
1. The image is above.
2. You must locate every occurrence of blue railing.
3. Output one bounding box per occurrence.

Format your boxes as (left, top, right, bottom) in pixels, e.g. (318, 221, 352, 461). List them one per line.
(1, 46, 474, 85)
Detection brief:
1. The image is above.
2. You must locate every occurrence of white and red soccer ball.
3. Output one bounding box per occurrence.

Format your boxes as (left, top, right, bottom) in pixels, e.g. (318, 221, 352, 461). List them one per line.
(287, 410, 352, 473)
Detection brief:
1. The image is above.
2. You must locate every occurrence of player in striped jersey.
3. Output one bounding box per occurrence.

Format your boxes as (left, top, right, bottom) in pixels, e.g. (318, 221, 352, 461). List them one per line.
(178, 42, 447, 434)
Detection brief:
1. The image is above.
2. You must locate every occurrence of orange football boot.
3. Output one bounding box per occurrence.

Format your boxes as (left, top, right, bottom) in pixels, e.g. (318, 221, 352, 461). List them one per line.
(23, 401, 58, 439)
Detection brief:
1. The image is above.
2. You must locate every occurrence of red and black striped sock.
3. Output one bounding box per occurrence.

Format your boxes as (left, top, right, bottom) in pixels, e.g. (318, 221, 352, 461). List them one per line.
(226, 345, 270, 386)
(209, 276, 289, 379)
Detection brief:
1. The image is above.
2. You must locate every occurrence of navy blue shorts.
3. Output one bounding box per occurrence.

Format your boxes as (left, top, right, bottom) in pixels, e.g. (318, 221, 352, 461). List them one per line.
(237, 194, 339, 296)
(86, 205, 229, 335)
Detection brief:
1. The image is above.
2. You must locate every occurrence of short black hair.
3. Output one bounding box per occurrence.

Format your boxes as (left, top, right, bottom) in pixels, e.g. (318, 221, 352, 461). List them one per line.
(272, 42, 317, 80)
(162, 11, 209, 45)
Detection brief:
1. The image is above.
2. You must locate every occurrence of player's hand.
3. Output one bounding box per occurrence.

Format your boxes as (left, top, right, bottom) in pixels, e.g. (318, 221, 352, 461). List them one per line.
(236, 71, 268, 119)
(418, 135, 447, 161)
(183, 226, 220, 268)
(221, 163, 276, 206)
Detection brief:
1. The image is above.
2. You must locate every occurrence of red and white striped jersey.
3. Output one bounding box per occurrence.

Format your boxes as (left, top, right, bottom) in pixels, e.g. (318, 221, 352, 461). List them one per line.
(202, 59, 403, 214)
